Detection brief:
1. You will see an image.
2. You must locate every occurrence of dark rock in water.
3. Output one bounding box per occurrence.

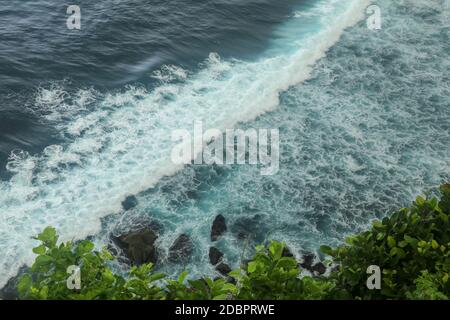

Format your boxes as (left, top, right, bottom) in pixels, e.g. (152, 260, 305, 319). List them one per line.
(299, 253, 326, 275)
(122, 195, 138, 211)
(209, 247, 224, 265)
(185, 190, 198, 200)
(216, 262, 232, 277)
(330, 264, 340, 273)
(113, 228, 158, 265)
(107, 243, 119, 257)
(230, 214, 269, 243)
(211, 214, 227, 241)
(0, 265, 28, 300)
(312, 262, 327, 275)
(0, 280, 18, 300)
(169, 234, 193, 263)
(237, 232, 248, 240)
(300, 253, 316, 271)
(282, 246, 294, 258)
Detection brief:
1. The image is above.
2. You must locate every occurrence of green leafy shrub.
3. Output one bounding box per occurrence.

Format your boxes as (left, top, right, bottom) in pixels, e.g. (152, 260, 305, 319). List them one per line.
(165, 272, 237, 300)
(231, 241, 334, 299)
(321, 184, 450, 299)
(17, 227, 165, 300)
(16, 230, 326, 300)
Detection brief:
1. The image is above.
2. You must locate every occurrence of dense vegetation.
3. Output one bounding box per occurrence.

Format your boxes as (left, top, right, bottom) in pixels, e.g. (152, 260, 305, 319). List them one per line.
(16, 184, 450, 300)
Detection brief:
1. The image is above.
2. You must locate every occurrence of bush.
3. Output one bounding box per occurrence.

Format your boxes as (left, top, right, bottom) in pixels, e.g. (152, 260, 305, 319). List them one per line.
(16, 229, 327, 300)
(322, 184, 450, 299)
(17, 227, 166, 300)
(231, 241, 334, 300)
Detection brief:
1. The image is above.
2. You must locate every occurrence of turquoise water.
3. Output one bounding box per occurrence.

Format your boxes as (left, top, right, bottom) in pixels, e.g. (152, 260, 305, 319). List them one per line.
(0, 0, 449, 286)
(102, 0, 450, 279)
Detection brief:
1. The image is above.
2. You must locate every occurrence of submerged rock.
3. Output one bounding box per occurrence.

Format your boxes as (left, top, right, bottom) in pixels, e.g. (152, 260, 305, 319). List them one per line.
(0, 265, 28, 300)
(121, 195, 138, 211)
(168, 234, 193, 263)
(113, 228, 158, 265)
(211, 214, 227, 241)
(230, 214, 269, 243)
(209, 247, 224, 265)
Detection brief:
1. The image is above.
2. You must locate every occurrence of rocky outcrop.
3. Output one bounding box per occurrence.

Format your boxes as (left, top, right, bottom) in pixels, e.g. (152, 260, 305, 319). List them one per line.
(211, 215, 227, 241)
(0, 265, 28, 300)
(168, 234, 193, 263)
(298, 252, 328, 275)
(282, 246, 294, 258)
(113, 228, 158, 266)
(299, 253, 315, 271)
(208, 246, 233, 281)
(209, 247, 224, 265)
(312, 262, 326, 275)
(216, 262, 232, 277)
(330, 264, 340, 273)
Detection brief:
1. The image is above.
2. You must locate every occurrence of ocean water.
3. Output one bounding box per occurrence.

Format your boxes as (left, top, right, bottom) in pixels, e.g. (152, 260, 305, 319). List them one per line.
(0, 0, 449, 287)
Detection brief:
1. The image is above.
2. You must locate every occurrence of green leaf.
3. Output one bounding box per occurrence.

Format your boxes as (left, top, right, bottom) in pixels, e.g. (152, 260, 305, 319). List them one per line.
(387, 236, 396, 248)
(76, 240, 95, 255)
(178, 271, 188, 284)
(32, 245, 46, 255)
(439, 213, 448, 223)
(149, 272, 166, 282)
(418, 240, 427, 248)
(229, 269, 242, 279)
(35, 226, 58, 248)
(372, 220, 384, 229)
(247, 261, 258, 273)
(389, 247, 405, 258)
(416, 196, 425, 206)
(320, 245, 333, 255)
(33, 255, 54, 268)
(431, 240, 439, 249)
(398, 240, 408, 248)
(17, 274, 32, 296)
(268, 241, 284, 260)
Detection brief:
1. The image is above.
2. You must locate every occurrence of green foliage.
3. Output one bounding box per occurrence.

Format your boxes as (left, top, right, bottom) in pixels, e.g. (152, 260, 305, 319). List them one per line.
(18, 227, 165, 300)
(16, 184, 450, 300)
(405, 271, 449, 300)
(231, 241, 333, 299)
(17, 230, 327, 300)
(17, 227, 239, 300)
(166, 272, 237, 300)
(322, 184, 450, 299)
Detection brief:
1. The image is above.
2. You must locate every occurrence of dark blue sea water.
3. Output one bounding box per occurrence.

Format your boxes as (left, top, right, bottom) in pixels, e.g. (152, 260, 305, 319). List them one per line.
(0, 0, 301, 172)
(0, 0, 449, 286)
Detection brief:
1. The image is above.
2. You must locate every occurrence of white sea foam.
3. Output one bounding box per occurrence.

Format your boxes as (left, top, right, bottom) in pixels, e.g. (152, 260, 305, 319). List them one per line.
(0, 0, 370, 287)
